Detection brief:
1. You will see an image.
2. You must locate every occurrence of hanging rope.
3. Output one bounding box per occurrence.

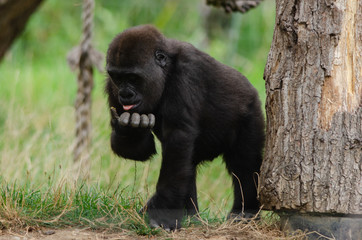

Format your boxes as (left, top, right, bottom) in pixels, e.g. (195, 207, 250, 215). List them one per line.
(206, 0, 263, 13)
(67, 0, 103, 179)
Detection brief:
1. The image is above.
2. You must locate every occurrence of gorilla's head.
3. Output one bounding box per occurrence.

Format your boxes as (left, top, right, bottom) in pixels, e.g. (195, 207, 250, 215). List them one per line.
(106, 25, 169, 113)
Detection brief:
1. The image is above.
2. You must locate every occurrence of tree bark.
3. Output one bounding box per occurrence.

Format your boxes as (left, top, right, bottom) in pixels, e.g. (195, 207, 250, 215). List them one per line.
(260, 0, 361, 217)
(0, 0, 44, 61)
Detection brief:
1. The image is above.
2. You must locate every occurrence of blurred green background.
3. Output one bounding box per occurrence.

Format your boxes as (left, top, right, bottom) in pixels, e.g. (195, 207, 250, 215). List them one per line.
(0, 0, 275, 217)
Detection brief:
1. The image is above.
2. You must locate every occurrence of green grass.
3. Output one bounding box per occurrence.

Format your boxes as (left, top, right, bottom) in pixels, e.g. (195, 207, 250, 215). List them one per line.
(0, 179, 157, 235)
(0, 179, 225, 236)
(0, 0, 276, 233)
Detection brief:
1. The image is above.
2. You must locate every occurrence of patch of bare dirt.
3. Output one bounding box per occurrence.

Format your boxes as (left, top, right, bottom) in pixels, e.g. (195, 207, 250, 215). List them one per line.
(0, 226, 306, 240)
(0, 219, 307, 240)
(0, 228, 146, 240)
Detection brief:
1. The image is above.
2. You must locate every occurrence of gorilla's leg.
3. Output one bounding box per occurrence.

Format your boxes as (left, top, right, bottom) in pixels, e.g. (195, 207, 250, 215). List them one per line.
(184, 171, 198, 216)
(224, 149, 262, 218)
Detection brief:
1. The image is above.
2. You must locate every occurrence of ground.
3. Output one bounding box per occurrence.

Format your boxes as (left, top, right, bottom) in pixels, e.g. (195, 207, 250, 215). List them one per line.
(1, 228, 142, 240)
(0, 221, 307, 240)
(0, 228, 273, 240)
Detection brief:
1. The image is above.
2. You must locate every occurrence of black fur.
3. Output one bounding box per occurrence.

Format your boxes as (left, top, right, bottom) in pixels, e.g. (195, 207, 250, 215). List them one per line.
(105, 25, 265, 230)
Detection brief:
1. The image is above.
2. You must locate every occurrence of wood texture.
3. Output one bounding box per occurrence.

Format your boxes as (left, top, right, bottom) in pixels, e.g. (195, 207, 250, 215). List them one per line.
(260, 0, 361, 215)
(0, 0, 44, 61)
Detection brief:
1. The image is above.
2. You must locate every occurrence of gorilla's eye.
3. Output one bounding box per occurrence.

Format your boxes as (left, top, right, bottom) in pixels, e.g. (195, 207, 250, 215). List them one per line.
(155, 51, 165, 60)
(155, 50, 167, 67)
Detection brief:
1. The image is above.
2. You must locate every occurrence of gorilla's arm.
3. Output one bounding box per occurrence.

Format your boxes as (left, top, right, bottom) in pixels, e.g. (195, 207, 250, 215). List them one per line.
(110, 109, 156, 161)
(145, 126, 197, 229)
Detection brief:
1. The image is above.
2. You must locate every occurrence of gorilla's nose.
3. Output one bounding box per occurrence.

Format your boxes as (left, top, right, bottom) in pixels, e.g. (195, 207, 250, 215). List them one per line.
(119, 88, 136, 104)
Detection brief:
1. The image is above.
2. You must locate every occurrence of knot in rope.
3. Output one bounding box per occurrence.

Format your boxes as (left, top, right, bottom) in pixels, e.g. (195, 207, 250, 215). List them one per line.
(206, 0, 263, 13)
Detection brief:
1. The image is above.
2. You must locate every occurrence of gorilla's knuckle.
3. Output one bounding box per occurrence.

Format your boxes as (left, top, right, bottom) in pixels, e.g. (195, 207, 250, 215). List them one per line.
(119, 112, 130, 126)
(148, 114, 155, 128)
(140, 114, 149, 128)
(130, 113, 140, 127)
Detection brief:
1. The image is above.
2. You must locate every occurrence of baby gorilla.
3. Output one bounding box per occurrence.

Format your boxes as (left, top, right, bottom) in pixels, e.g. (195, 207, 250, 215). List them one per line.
(105, 25, 265, 230)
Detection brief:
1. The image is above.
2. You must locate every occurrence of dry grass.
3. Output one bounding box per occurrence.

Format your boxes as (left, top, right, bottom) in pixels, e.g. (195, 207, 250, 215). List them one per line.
(0, 202, 309, 240)
(170, 220, 307, 240)
(0, 217, 309, 240)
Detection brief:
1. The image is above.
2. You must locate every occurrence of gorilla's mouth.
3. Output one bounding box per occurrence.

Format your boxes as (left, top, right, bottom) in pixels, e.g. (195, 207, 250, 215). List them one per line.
(122, 102, 141, 111)
(123, 105, 135, 111)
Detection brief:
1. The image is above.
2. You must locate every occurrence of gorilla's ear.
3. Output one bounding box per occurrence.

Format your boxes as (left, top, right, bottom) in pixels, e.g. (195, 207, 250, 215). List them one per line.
(155, 50, 167, 68)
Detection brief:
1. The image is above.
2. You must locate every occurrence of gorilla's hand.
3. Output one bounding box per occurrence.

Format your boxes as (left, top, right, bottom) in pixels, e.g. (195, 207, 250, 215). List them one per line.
(119, 112, 155, 128)
(111, 107, 155, 128)
(109, 107, 157, 161)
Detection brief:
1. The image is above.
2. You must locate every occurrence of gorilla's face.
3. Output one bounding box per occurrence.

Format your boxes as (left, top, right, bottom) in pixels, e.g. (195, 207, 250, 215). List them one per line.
(106, 26, 169, 114)
(107, 69, 145, 112)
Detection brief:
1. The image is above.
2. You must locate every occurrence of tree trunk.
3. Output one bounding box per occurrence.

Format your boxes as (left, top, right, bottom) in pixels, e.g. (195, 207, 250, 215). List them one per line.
(0, 0, 44, 61)
(260, 0, 361, 237)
